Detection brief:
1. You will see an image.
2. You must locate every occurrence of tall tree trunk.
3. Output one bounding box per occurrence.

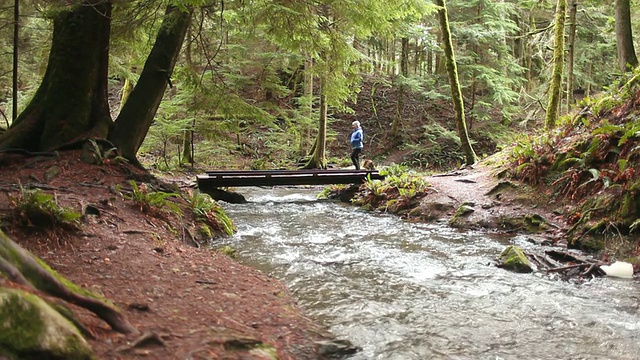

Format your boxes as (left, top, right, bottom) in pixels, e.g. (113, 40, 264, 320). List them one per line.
(545, 0, 566, 129)
(182, 25, 194, 166)
(303, 76, 327, 169)
(109, 6, 192, 165)
(12, 0, 18, 122)
(565, 0, 577, 112)
(525, 13, 534, 91)
(614, 0, 639, 72)
(413, 39, 421, 75)
(512, 13, 523, 68)
(390, 39, 397, 76)
(182, 128, 194, 165)
(435, 0, 477, 166)
(299, 55, 314, 157)
(392, 37, 409, 137)
(586, 60, 592, 97)
(0, 1, 113, 151)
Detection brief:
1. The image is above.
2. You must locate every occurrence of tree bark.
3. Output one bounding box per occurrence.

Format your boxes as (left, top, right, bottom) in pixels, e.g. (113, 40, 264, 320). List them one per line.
(299, 55, 314, 157)
(0, 1, 113, 151)
(110, 6, 192, 165)
(182, 129, 194, 165)
(303, 76, 327, 169)
(391, 37, 409, 137)
(435, 0, 477, 166)
(614, 0, 639, 72)
(545, 0, 566, 129)
(12, 0, 19, 122)
(565, 0, 577, 112)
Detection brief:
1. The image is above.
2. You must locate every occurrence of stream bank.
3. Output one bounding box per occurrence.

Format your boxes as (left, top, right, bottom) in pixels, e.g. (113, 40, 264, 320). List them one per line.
(219, 186, 640, 360)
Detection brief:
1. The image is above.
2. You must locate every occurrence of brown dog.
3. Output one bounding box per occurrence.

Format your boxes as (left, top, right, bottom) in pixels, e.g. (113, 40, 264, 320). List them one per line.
(362, 159, 375, 170)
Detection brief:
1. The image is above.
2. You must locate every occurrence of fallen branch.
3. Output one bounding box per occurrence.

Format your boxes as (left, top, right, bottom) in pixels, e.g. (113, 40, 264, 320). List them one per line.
(546, 262, 599, 273)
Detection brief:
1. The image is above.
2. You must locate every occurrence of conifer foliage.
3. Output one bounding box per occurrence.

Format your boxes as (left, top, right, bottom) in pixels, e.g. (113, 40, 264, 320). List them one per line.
(0, 0, 636, 168)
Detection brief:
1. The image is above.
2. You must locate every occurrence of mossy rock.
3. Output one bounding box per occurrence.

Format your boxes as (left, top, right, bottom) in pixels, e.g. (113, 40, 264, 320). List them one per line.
(524, 214, 551, 231)
(485, 180, 517, 196)
(217, 245, 237, 259)
(498, 245, 533, 273)
(571, 237, 606, 252)
(0, 287, 94, 359)
(454, 203, 475, 217)
(498, 213, 551, 233)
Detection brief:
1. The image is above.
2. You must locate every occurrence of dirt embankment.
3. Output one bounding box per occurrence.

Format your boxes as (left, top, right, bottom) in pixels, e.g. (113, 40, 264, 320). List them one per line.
(0, 150, 353, 360)
(418, 162, 565, 237)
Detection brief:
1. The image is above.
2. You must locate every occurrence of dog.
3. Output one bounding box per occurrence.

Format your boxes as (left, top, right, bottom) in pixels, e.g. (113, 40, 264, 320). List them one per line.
(362, 159, 375, 170)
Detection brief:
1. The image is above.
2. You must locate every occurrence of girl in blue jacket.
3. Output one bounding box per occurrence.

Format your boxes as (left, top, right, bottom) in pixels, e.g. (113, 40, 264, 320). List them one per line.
(350, 121, 364, 170)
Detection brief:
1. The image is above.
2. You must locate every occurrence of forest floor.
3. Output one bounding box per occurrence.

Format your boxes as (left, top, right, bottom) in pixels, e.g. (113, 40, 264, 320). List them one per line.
(0, 146, 577, 360)
(0, 150, 338, 360)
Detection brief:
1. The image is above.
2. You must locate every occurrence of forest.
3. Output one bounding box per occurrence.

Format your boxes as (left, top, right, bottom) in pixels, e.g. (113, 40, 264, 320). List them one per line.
(0, 0, 639, 359)
(0, 0, 636, 169)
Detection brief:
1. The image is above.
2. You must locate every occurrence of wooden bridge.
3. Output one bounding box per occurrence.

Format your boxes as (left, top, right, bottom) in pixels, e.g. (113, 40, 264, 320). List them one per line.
(197, 169, 385, 190)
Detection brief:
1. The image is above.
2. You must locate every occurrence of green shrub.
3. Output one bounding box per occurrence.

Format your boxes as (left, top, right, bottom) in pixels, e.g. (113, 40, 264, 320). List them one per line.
(188, 191, 236, 237)
(8, 187, 81, 231)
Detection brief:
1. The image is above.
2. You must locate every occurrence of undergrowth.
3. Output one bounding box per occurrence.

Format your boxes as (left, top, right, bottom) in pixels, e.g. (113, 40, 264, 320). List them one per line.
(119, 181, 182, 216)
(6, 187, 82, 239)
(350, 164, 433, 214)
(187, 191, 236, 237)
(505, 67, 640, 252)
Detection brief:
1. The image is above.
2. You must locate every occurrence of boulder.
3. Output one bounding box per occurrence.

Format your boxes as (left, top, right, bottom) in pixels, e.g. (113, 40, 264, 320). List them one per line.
(497, 245, 533, 273)
(0, 287, 93, 359)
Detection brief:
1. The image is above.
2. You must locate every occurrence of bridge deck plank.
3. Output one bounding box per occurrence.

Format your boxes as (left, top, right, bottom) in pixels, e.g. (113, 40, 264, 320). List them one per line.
(197, 169, 384, 188)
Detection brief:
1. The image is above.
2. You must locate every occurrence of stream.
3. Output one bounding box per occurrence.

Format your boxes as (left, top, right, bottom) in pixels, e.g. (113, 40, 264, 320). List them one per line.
(217, 187, 640, 360)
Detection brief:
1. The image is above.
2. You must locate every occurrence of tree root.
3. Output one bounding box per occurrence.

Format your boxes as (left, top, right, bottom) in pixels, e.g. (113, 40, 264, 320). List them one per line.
(0, 229, 137, 334)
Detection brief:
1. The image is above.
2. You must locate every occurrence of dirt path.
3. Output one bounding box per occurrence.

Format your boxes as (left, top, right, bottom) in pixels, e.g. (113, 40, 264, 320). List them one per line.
(418, 163, 565, 236)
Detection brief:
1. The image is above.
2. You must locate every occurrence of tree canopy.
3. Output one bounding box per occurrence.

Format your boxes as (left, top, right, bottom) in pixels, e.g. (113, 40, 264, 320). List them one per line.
(0, 0, 636, 167)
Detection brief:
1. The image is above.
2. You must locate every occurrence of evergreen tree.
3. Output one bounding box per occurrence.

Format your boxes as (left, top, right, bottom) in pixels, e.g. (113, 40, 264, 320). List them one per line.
(615, 0, 639, 72)
(545, 0, 566, 129)
(435, 0, 477, 165)
(0, 1, 193, 167)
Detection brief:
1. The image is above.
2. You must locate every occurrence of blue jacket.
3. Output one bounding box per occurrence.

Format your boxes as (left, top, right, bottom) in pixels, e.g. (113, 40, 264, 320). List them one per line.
(350, 127, 363, 149)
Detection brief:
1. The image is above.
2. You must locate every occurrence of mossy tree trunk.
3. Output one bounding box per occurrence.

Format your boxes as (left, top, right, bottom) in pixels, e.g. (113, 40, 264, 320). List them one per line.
(565, 0, 577, 113)
(391, 37, 409, 138)
(545, 0, 566, 130)
(435, 0, 477, 166)
(299, 55, 314, 157)
(12, 0, 18, 122)
(303, 76, 328, 169)
(110, 6, 192, 166)
(119, 77, 135, 111)
(0, 229, 136, 334)
(0, 1, 113, 151)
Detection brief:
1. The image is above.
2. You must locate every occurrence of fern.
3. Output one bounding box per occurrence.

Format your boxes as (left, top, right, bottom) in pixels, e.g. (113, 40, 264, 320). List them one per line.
(9, 187, 81, 230)
(187, 191, 236, 236)
(121, 181, 182, 216)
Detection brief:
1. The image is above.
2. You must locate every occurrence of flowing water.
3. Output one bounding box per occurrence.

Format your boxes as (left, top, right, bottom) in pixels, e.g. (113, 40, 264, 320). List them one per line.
(217, 187, 640, 360)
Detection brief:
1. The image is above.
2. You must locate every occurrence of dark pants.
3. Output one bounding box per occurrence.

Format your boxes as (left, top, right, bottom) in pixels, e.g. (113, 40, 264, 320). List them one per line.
(350, 148, 362, 170)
